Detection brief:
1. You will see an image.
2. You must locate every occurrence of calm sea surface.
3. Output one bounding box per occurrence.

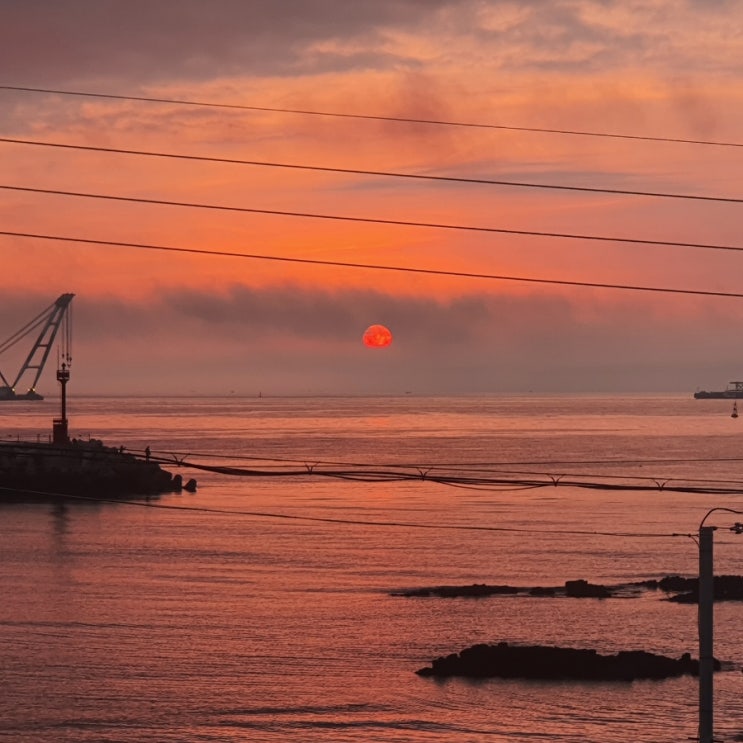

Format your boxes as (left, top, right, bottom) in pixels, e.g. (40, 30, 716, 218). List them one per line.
(1, 394, 742, 742)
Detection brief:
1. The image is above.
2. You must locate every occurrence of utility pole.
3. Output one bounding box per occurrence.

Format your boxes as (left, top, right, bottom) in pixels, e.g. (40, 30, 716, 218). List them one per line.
(696, 509, 743, 743)
(698, 525, 714, 743)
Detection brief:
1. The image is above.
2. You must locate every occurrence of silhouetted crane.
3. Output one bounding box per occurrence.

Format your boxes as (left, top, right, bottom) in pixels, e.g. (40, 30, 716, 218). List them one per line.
(0, 293, 74, 400)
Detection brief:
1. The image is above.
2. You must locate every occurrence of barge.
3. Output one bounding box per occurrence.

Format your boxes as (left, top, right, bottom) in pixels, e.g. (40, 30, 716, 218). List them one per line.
(694, 381, 743, 399)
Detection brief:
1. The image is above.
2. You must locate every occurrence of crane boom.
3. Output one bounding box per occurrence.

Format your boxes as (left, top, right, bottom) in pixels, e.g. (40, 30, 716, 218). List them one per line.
(0, 293, 74, 400)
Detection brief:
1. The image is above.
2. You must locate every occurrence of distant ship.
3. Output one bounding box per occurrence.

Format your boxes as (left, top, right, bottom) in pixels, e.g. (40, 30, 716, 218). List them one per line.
(694, 381, 743, 399)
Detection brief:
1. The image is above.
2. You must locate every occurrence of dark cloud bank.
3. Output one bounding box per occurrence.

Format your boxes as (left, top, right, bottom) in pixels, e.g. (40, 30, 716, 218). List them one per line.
(1, 285, 740, 395)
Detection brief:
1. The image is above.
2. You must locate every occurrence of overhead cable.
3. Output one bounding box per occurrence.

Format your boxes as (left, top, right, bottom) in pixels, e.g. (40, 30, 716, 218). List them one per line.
(1, 84, 742, 149)
(0, 484, 692, 538)
(4, 174, 743, 254)
(7, 181, 743, 257)
(92, 445, 743, 471)
(4, 229, 743, 300)
(162, 457, 743, 495)
(1, 140, 741, 204)
(5, 440, 743, 488)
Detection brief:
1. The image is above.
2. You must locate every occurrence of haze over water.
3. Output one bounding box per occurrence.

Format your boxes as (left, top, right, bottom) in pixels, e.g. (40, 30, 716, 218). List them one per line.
(2, 394, 743, 742)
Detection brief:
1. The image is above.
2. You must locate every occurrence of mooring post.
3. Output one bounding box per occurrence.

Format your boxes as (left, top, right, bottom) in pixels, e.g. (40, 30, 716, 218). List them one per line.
(698, 525, 714, 743)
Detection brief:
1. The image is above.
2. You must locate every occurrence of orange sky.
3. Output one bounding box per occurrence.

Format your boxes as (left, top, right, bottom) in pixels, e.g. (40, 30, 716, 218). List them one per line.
(2, 1, 743, 395)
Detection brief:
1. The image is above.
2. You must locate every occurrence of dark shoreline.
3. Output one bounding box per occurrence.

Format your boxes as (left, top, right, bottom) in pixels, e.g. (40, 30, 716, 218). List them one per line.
(394, 575, 743, 603)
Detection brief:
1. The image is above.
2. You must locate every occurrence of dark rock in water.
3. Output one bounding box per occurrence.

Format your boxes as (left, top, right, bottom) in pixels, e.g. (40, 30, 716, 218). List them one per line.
(394, 574, 743, 602)
(666, 575, 743, 604)
(394, 579, 612, 599)
(655, 575, 696, 593)
(416, 642, 717, 681)
(393, 584, 520, 598)
(184, 478, 197, 492)
(529, 586, 557, 596)
(565, 579, 611, 598)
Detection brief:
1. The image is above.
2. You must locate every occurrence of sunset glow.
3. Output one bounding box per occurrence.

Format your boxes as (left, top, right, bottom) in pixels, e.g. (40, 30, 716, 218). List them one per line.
(2, 2, 743, 395)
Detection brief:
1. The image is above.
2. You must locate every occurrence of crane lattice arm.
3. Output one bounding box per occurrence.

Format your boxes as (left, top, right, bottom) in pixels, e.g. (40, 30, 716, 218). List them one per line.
(0, 293, 74, 399)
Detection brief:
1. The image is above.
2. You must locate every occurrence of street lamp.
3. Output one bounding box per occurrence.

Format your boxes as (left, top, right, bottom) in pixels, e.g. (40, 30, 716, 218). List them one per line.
(697, 507, 743, 743)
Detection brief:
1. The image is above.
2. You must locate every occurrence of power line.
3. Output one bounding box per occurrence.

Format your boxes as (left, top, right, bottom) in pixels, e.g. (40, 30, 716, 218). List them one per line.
(8, 440, 743, 478)
(2, 84, 742, 150)
(117, 446, 743, 472)
(5, 440, 743, 488)
(7, 181, 743, 257)
(1, 140, 741, 204)
(5, 229, 743, 300)
(5, 178, 743, 264)
(4, 175, 743, 256)
(0, 484, 689, 538)
(161, 457, 743, 495)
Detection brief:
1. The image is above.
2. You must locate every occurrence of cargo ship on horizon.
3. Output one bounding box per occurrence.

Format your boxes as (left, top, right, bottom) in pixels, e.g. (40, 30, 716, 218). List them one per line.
(694, 381, 743, 399)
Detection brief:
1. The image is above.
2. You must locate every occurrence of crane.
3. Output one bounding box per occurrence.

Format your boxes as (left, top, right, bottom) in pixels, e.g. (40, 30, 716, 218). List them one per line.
(0, 293, 74, 401)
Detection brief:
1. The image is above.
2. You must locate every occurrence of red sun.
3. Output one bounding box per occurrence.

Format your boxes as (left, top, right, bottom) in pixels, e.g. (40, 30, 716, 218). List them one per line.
(363, 324, 393, 348)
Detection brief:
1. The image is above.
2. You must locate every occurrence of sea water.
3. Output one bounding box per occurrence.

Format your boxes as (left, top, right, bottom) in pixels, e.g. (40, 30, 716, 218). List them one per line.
(1, 394, 742, 742)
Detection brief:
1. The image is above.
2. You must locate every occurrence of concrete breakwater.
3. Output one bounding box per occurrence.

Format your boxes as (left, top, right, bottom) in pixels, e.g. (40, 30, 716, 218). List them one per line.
(0, 439, 195, 498)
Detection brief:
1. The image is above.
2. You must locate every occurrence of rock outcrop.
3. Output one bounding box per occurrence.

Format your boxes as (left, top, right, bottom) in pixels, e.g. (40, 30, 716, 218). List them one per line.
(395, 575, 743, 603)
(416, 642, 717, 681)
